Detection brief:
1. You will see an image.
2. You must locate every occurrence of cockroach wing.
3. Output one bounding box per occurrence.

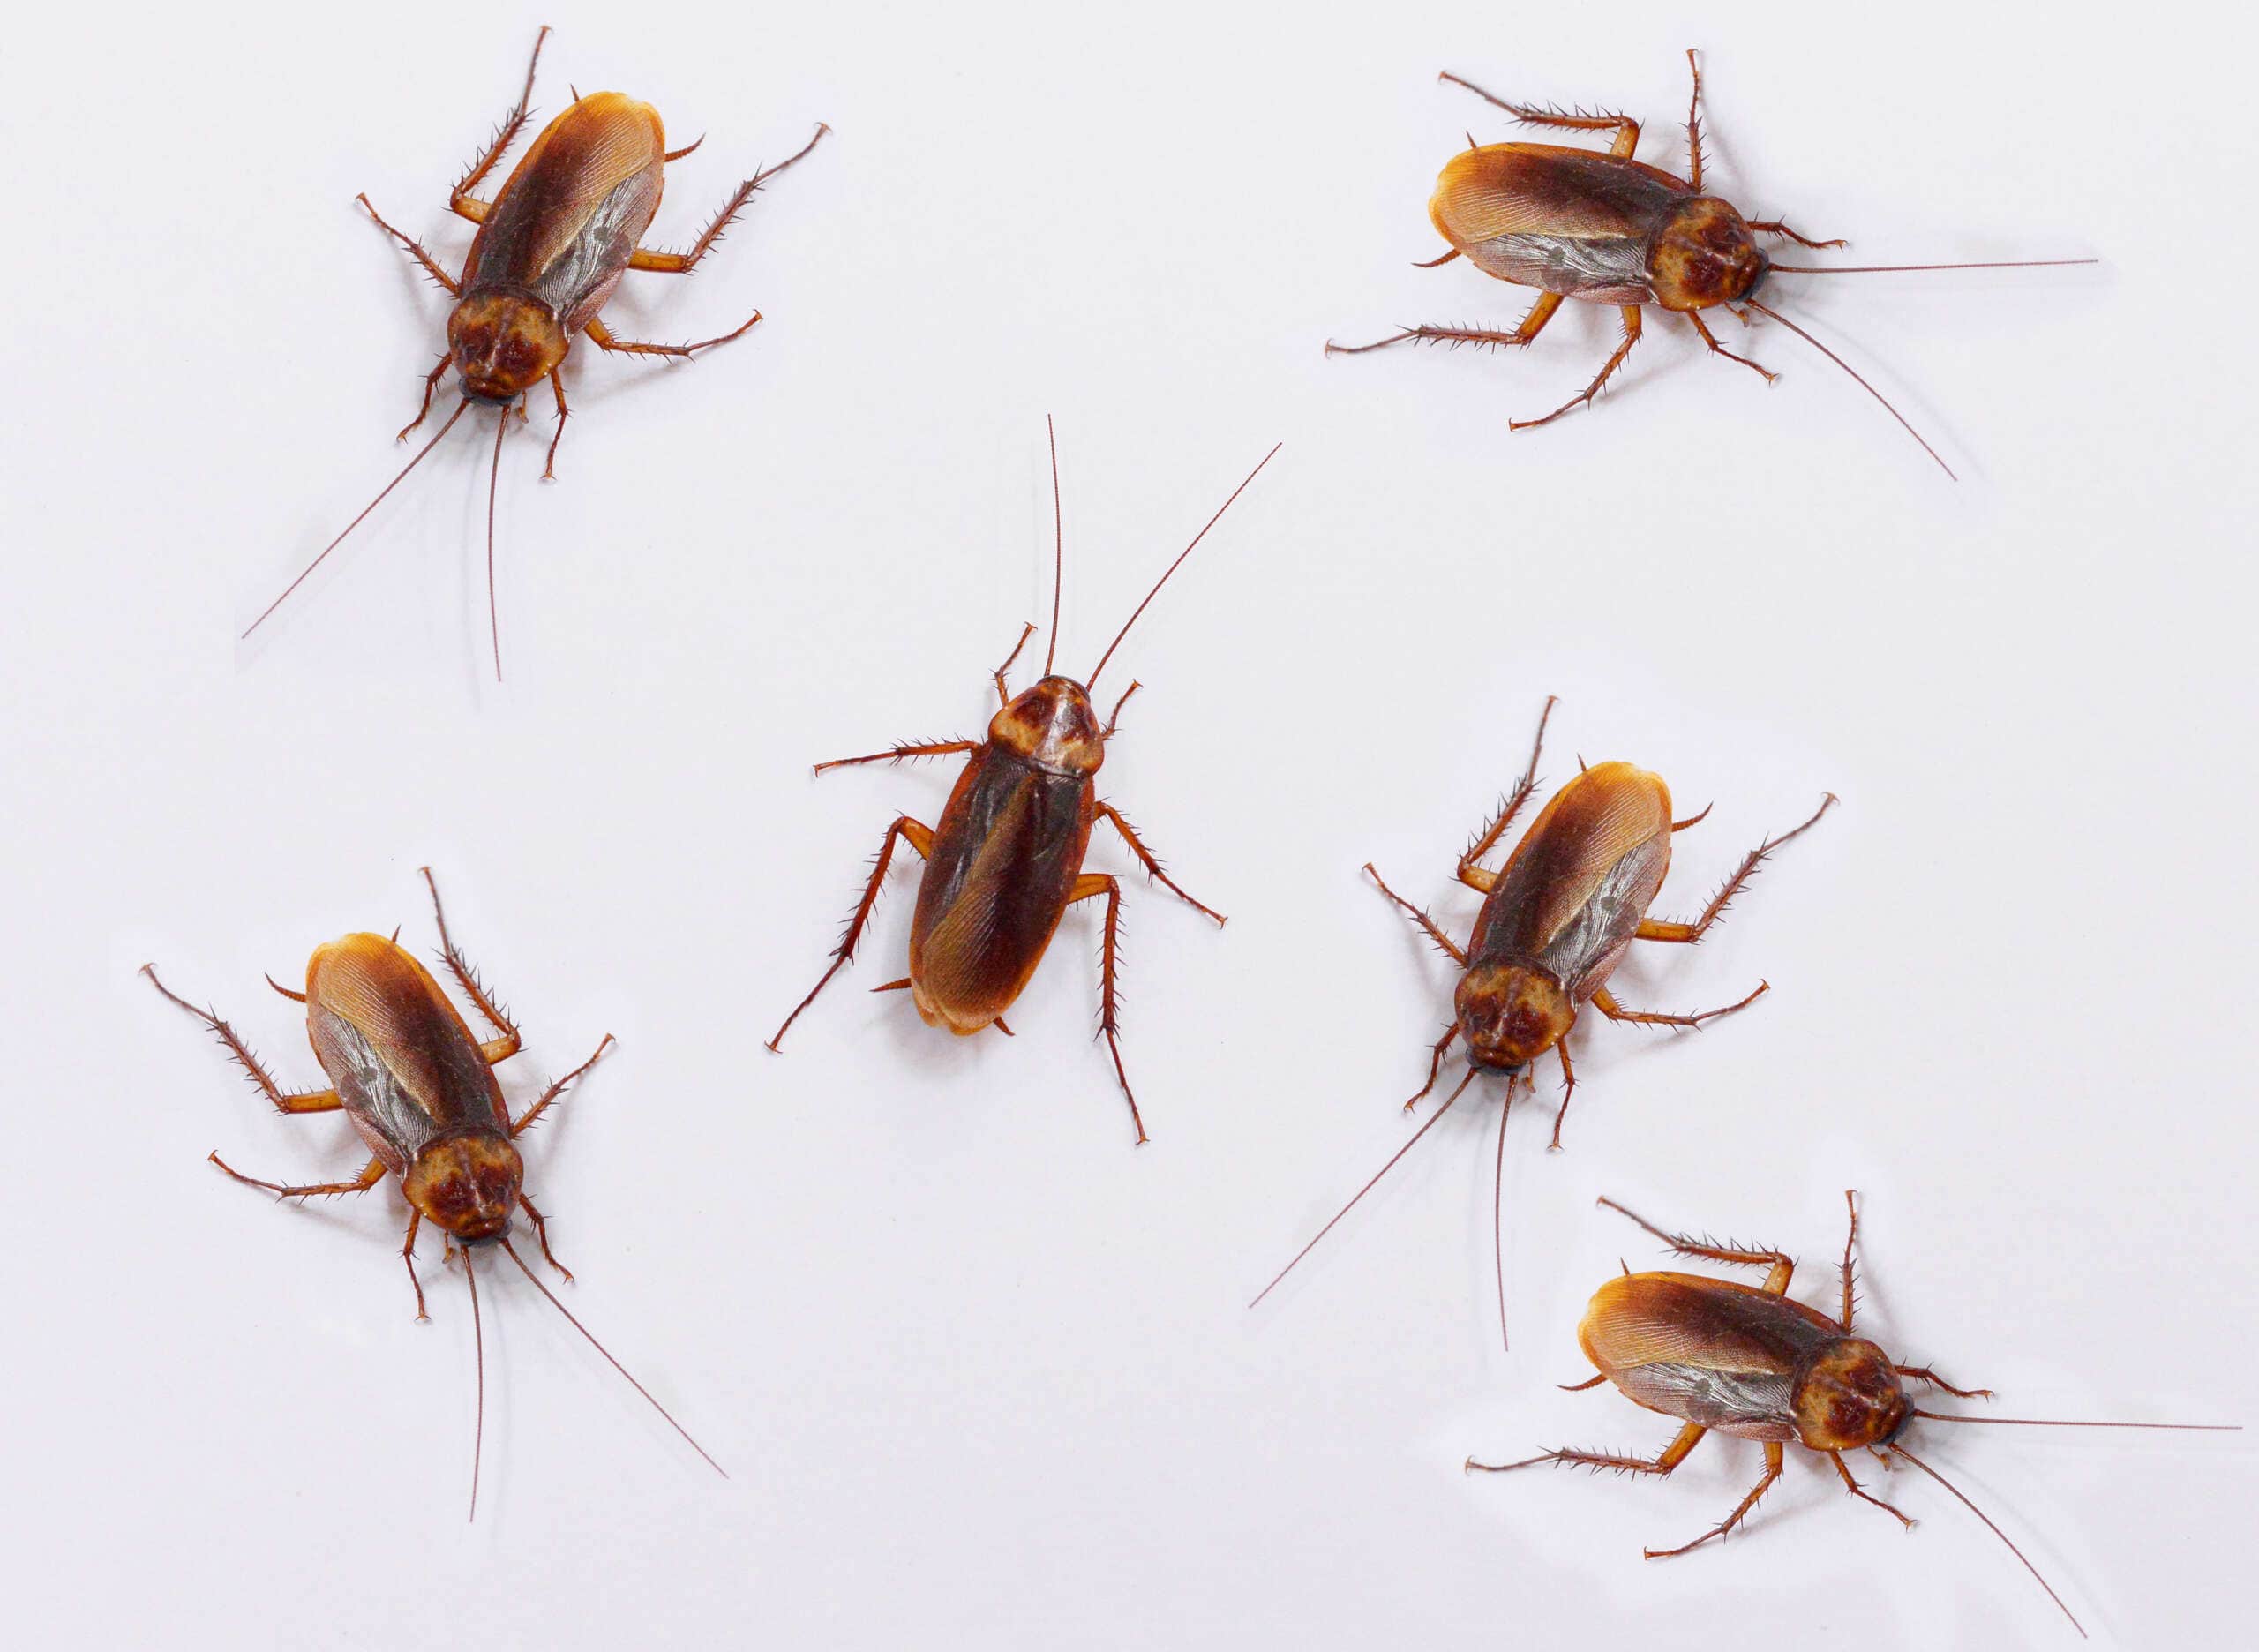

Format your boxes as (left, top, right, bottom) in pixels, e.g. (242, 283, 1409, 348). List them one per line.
(1430, 146, 1689, 303)
(304, 935, 510, 1172)
(1467, 762, 1671, 998)
(910, 748, 1096, 1029)
(464, 94, 666, 332)
(1581, 1273, 1840, 1441)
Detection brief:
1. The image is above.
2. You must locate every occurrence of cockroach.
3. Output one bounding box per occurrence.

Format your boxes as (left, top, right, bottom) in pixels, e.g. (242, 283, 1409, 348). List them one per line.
(244, 26, 828, 676)
(766, 419, 1280, 1145)
(142, 868, 723, 1518)
(1328, 50, 2096, 477)
(1251, 697, 1832, 1346)
(1468, 1193, 2240, 1636)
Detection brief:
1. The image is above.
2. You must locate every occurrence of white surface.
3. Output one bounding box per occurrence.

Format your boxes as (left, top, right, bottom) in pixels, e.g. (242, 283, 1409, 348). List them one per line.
(3, 2, 2253, 1646)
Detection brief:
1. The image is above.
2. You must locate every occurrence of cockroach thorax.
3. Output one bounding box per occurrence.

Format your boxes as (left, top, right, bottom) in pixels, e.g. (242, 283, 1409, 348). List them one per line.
(1455, 963, 1574, 1070)
(401, 1128, 525, 1242)
(1648, 198, 1767, 312)
(1792, 1338, 1910, 1451)
(990, 677, 1107, 774)
(447, 292, 570, 402)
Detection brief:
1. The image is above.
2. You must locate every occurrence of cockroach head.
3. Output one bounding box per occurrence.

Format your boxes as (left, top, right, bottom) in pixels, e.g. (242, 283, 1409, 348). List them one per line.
(401, 1128, 525, 1243)
(1648, 198, 1767, 312)
(1792, 1338, 1910, 1451)
(1454, 963, 1573, 1070)
(991, 677, 1107, 775)
(447, 292, 569, 402)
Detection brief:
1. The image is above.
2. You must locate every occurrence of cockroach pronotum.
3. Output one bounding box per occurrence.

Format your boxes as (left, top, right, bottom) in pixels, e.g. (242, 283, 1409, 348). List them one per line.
(1329, 50, 2095, 476)
(766, 419, 1280, 1145)
(1468, 1193, 2240, 1637)
(245, 26, 827, 676)
(1251, 697, 1832, 1346)
(143, 868, 723, 1518)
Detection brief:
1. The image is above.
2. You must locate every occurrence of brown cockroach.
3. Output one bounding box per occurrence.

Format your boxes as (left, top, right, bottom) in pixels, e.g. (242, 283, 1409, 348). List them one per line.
(766, 419, 1280, 1144)
(1329, 50, 2095, 476)
(1251, 697, 1832, 1346)
(245, 26, 827, 676)
(143, 868, 723, 1518)
(1468, 1194, 2240, 1636)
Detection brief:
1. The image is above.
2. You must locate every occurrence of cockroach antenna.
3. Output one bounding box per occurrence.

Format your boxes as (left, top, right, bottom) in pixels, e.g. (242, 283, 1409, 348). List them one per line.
(1044, 415, 1064, 676)
(485, 408, 509, 679)
(1738, 299, 1955, 477)
(465, 1245, 486, 1522)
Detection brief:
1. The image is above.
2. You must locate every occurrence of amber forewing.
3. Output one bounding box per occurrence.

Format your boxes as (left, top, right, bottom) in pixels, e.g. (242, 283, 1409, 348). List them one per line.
(1471, 763, 1671, 992)
(1582, 1273, 1842, 1441)
(1430, 146, 1690, 302)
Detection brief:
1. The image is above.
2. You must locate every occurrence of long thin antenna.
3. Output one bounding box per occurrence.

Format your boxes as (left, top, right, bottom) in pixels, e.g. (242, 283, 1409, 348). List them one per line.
(466, 1246, 485, 1523)
(486, 406, 509, 680)
(1771, 259, 2098, 274)
(1911, 1409, 2240, 1432)
(499, 1237, 726, 1478)
(1491, 1076, 1514, 1354)
(1741, 298, 1955, 480)
(1043, 416, 1063, 676)
(1250, 1065, 1478, 1310)
(1890, 1442, 2086, 1639)
(244, 398, 475, 639)
(1088, 442, 1281, 689)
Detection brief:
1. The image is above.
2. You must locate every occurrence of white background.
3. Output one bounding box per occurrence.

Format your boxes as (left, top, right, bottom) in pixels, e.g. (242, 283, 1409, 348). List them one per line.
(4, 1, 2253, 1646)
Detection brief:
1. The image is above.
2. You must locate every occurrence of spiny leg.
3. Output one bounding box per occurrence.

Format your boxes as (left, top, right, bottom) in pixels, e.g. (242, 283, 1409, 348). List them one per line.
(1635, 792, 1836, 942)
(627, 123, 830, 274)
(1596, 1195, 1795, 1294)
(141, 965, 341, 1114)
(768, 816, 935, 1050)
(993, 622, 1036, 706)
(585, 312, 762, 361)
(1400, 1023, 1462, 1114)
(402, 1212, 430, 1319)
(1459, 695, 1558, 891)
(356, 193, 462, 297)
(1895, 1365, 1996, 1400)
(812, 738, 979, 777)
(1069, 872, 1145, 1145)
(398, 354, 453, 441)
(211, 1150, 387, 1201)
(1098, 802, 1226, 927)
(1590, 980, 1769, 1031)
(518, 1192, 573, 1281)
(1831, 1450, 1917, 1528)
(451, 25, 549, 218)
(1326, 292, 1565, 361)
(1512, 306, 1642, 431)
(510, 1032, 617, 1137)
(541, 370, 570, 480)
(1467, 1420, 1706, 1478)
(1647, 1442, 1784, 1558)
(1364, 863, 1468, 967)
(1685, 309, 1776, 385)
(1438, 71, 1641, 158)
(1550, 1036, 1578, 1150)
(420, 867, 521, 1062)
(1748, 219, 1849, 251)
(1682, 49, 1707, 190)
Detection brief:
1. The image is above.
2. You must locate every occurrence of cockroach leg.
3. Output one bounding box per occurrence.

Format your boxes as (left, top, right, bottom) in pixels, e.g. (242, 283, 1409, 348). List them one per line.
(141, 965, 341, 1115)
(356, 193, 462, 298)
(1400, 1024, 1463, 1113)
(1646, 1443, 1784, 1559)
(1325, 292, 1565, 361)
(1895, 1365, 1996, 1400)
(1510, 307, 1643, 431)
(1549, 1039, 1578, 1150)
(517, 1191, 574, 1281)
(541, 372, 570, 480)
(1467, 1420, 1706, 1478)
(585, 312, 763, 361)
(450, 26, 549, 219)
(1459, 695, 1558, 890)
(768, 817, 936, 1051)
(993, 621, 1038, 707)
(398, 354, 454, 442)
(1591, 980, 1768, 1031)
(1101, 681, 1142, 739)
(1684, 310, 1777, 385)
(1068, 871, 1145, 1144)
(1098, 803, 1225, 927)
(627, 123, 830, 274)
(1838, 1188, 1860, 1330)
(1746, 219, 1850, 251)
(1596, 1196, 1796, 1294)
(812, 739, 980, 776)
(1438, 71, 1642, 159)
(1830, 1450, 1918, 1529)
(420, 868, 522, 1063)
(1364, 863, 1469, 967)
(402, 1211, 430, 1320)
(1682, 49, 1707, 191)
(209, 1150, 387, 1201)
(1635, 793, 1836, 943)
(509, 1033, 617, 1138)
